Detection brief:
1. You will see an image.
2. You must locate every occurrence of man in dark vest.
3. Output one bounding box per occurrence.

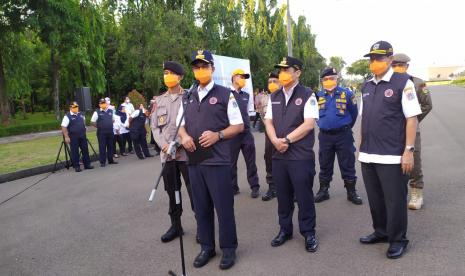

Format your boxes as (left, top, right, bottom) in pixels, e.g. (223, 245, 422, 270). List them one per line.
(128, 104, 154, 160)
(263, 56, 319, 253)
(177, 50, 244, 270)
(314, 67, 362, 205)
(91, 98, 118, 167)
(61, 101, 94, 172)
(230, 68, 260, 198)
(392, 53, 433, 210)
(358, 41, 422, 259)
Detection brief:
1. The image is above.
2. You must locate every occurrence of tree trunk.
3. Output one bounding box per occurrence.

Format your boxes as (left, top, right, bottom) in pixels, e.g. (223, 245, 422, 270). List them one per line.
(0, 49, 11, 125)
(51, 48, 60, 121)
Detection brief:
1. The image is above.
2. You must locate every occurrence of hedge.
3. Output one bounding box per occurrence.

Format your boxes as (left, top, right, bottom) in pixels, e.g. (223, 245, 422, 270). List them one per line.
(0, 121, 61, 138)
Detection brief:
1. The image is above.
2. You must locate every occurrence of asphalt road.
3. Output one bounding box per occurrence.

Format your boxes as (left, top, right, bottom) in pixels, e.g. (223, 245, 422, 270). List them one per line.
(1, 85, 464, 276)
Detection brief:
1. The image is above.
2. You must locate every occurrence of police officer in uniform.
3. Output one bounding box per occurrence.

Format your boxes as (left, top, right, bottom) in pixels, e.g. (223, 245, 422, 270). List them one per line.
(129, 105, 154, 159)
(392, 53, 433, 210)
(91, 98, 118, 167)
(358, 41, 421, 259)
(261, 71, 281, 201)
(177, 50, 244, 270)
(314, 67, 362, 205)
(264, 56, 319, 253)
(230, 68, 260, 198)
(61, 101, 94, 172)
(151, 61, 195, 243)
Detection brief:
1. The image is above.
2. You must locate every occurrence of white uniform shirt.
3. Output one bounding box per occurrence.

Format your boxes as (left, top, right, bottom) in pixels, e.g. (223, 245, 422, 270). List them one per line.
(61, 111, 85, 128)
(90, 108, 117, 123)
(122, 102, 135, 115)
(264, 82, 319, 120)
(358, 68, 422, 164)
(176, 81, 243, 127)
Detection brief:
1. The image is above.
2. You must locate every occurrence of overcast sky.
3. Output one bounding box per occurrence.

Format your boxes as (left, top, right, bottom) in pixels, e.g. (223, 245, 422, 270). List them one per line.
(277, 0, 465, 78)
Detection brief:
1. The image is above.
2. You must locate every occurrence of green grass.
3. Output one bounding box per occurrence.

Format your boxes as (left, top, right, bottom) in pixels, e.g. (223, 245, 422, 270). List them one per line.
(451, 78, 465, 87)
(0, 131, 99, 174)
(9, 111, 59, 126)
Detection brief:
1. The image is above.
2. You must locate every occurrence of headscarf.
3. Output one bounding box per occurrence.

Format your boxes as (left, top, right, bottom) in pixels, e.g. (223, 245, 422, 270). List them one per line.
(116, 104, 127, 123)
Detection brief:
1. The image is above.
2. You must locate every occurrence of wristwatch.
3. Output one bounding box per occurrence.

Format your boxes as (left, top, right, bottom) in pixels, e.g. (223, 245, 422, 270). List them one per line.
(405, 145, 415, 152)
(218, 131, 225, 140)
(284, 137, 291, 144)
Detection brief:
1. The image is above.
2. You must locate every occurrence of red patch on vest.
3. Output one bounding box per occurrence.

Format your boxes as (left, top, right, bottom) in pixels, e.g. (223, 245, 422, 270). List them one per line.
(384, 89, 394, 98)
(295, 98, 303, 106)
(209, 97, 218, 105)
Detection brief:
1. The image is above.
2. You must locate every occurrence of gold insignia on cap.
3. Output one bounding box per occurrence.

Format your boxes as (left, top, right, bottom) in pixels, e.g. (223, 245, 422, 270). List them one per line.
(196, 50, 205, 60)
(280, 57, 287, 65)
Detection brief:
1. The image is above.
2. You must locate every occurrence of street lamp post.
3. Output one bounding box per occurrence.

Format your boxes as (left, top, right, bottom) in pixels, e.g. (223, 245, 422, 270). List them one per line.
(286, 0, 293, 56)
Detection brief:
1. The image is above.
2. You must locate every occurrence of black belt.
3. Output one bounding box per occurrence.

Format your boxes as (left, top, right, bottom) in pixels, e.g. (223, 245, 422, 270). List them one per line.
(320, 125, 350, 135)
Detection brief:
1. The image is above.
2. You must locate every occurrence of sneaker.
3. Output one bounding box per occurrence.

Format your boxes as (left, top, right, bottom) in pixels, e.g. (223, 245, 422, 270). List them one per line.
(408, 188, 423, 210)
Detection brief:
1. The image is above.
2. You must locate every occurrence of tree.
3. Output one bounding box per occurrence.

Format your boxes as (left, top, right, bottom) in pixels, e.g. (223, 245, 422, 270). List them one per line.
(346, 59, 371, 79)
(329, 56, 346, 74)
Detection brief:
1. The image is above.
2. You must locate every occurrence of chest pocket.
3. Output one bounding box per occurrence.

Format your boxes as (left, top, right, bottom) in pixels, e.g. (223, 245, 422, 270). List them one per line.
(318, 97, 327, 117)
(157, 107, 168, 127)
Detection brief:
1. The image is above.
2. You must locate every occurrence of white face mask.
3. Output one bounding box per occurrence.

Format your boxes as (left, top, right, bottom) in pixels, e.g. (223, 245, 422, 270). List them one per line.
(125, 99, 130, 103)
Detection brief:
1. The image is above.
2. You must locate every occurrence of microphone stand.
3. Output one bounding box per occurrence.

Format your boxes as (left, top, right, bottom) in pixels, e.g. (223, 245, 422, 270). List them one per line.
(148, 81, 198, 276)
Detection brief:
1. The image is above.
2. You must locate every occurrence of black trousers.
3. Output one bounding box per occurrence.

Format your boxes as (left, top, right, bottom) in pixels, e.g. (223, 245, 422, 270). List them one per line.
(264, 134, 274, 190)
(130, 131, 150, 158)
(361, 162, 409, 243)
(122, 132, 133, 152)
(162, 161, 194, 218)
(231, 132, 260, 192)
(97, 132, 114, 165)
(69, 135, 91, 169)
(113, 134, 125, 155)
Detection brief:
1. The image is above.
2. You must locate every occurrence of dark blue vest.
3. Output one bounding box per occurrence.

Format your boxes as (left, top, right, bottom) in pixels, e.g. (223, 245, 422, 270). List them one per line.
(232, 90, 250, 132)
(96, 109, 113, 134)
(360, 72, 410, 156)
(270, 84, 315, 160)
(184, 84, 232, 165)
(66, 112, 86, 137)
(129, 109, 147, 133)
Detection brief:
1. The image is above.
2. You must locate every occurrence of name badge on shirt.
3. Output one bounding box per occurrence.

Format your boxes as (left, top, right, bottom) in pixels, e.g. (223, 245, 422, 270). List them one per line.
(271, 101, 281, 104)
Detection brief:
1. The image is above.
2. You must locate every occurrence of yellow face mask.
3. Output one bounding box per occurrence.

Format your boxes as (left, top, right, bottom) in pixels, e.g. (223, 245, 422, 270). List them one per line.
(194, 68, 213, 85)
(164, 73, 180, 88)
(268, 82, 280, 93)
(237, 78, 246, 89)
(71, 107, 79, 113)
(392, 66, 407, 74)
(322, 79, 337, 91)
(278, 71, 293, 86)
(369, 60, 389, 76)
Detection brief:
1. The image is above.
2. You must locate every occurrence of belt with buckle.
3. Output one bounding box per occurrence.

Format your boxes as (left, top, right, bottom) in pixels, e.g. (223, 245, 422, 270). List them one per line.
(320, 125, 350, 135)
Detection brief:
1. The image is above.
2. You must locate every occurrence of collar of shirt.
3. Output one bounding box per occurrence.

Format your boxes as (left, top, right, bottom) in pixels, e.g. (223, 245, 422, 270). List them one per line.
(369, 68, 394, 85)
(198, 80, 215, 102)
(69, 111, 78, 115)
(282, 81, 299, 103)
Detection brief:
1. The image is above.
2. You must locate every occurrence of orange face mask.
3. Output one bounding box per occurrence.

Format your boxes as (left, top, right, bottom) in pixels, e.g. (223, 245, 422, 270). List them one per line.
(369, 60, 389, 76)
(322, 79, 337, 91)
(393, 66, 407, 74)
(268, 82, 280, 93)
(194, 68, 213, 85)
(164, 73, 180, 88)
(237, 78, 246, 89)
(279, 71, 293, 86)
(99, 103, 107, 110)
(71, 107, 79, 113)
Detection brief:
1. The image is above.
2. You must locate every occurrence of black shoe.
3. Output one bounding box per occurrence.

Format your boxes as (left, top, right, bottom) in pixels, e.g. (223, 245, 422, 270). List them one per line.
(219, 251, 236, 270)
(360, 233, 388, 244)
(100, 163, 106, 167)
(145, 154, 154, 158)
(271, 231, 293, 247)
(305, 235, 319, 253)
(193, 250, 216, 268)
(251, 189, 259, 198)
(347, 190, 363, 205)
(75, 167, 82, 172)
(161, 225, 183, 243)
(109, 161, 118, 164)
(84, 165, 94, 169)
(314, 184, 330, 203)
(262, 189, 276, 201)
(386, 241, 408, 259)
(121, 153, 128, 156)
(138, 156, 145, 160)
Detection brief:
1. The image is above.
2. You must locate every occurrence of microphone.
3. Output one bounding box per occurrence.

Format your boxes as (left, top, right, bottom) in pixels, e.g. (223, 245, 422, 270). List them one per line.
(184, 80, 199, 99)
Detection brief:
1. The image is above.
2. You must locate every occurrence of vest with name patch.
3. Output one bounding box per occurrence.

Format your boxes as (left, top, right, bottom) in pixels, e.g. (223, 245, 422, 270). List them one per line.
(270, 84, 315, 160)
(129, 109, 147, 133)
(96, 109, 113, 134)
(184, 84, 232, 165)
(360, 72, 410, 156)
(66, 112, 86, 137)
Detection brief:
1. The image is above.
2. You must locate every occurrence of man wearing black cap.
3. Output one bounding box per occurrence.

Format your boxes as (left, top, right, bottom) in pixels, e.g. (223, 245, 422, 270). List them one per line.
(358, 41, 422, 259)
(177, 50, 244, 270)
(263, 56, 319, 253)
(392, 53, 433, 210)
(91, 98, 118, 167)
(261, 71, 281, 201)
(229, 68, 260, 198)
(314, 67, 362, 205)
(61, 101, 94, 172)
(151, 61, 195, 243)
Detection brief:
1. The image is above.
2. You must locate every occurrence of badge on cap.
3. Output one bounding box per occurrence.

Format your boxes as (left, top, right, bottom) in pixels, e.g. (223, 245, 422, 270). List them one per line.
(209, 97, 218, 105)
(384, 89, 394, 98)
(295, 98, 303, 106)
